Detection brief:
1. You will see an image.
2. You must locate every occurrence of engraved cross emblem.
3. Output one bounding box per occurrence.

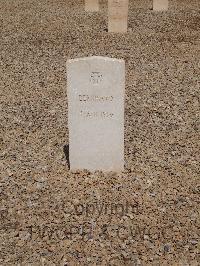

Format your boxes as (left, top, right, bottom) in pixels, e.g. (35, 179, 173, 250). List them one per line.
(90, 71, 103, 84)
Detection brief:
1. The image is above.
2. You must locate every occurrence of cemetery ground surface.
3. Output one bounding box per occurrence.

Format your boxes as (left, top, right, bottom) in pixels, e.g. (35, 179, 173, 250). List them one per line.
(0, 0, 199, 265)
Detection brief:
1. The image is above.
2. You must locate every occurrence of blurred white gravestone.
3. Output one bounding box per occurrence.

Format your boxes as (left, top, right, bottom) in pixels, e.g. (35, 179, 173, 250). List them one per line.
(67, 56, 125, 172)
(108, 0, 129, 33)
(85, 0, 99, 12)
(153, 0, 168, 11)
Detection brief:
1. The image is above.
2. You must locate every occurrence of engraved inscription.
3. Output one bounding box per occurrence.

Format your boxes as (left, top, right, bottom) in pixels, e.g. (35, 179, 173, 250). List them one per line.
(79, 95, 114, 102)
(90, 72, 103, 84)
(80, 111, 114, 119)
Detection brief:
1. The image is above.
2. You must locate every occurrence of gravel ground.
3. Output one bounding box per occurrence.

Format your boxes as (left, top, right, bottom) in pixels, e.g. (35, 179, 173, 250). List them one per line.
(0, 0, 200, 265)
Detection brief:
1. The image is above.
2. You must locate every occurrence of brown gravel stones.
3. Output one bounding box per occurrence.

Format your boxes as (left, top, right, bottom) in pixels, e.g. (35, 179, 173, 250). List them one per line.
(0, 0, 199, 265)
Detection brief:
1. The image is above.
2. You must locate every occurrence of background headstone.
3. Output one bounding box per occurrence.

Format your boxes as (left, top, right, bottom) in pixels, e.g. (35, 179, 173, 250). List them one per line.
(67, 56, 125, 172)
(153, 0, 168, 11)
(108, 0, 129, 33)
(85, 0, 99, 12)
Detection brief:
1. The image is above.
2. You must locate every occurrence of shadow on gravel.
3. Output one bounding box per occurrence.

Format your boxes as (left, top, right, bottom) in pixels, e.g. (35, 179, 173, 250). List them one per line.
(63, 144, 70, 169)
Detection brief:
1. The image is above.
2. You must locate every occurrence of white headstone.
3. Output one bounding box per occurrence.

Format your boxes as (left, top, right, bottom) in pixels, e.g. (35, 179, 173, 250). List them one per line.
(153, 0, 168, 11)
(85, 0, 99, 12)
(108, 0, 129, 33)
(67, 56, 125, 172)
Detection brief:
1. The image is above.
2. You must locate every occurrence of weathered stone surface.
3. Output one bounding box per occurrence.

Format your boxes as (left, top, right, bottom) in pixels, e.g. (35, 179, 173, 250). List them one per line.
(85, 0, 99, 12)
(67, 56, 125, 171)
(153, 0, 168, 11)
(108, 0, 129, 33)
